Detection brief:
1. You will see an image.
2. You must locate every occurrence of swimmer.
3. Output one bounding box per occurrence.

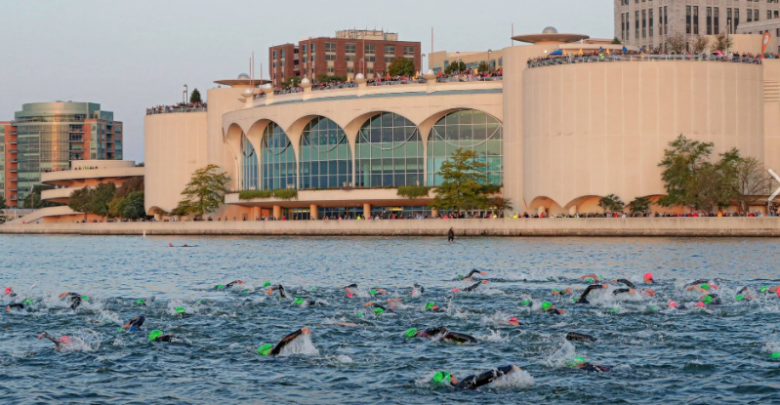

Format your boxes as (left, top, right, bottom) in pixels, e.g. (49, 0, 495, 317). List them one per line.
(448, 227, 455, 243)
(612, 288, 656, 297)
(256, 327, 312, 356)
(686, 282, 718, 293)
(736, 287, 754, 302)
(412, 283, 425, 295)
(700, 294, 722, 305)
(575, 284, 609, 304)
(541, 301, 566, 315)
(4, 287, 17, 298)
(611, 279, 636, 289)
(425, 302, 445, 313)
(363, 301, 393, 314)
(643, 273, 655, 284)
(568, 356, 612, 372)
(148, 330, 181, 343)
(457, 269, 487, 282)
(37, 332, 72, 351)
(432, 365, 522, 390)
(6, 303, 25, 312)
(369, 288, 387, 296)
(566, 332, 597, 342)
(580, 274, 604, 284)
(267, 284, 288, 299)
(121, 315, 145, 332)
(293, 297, 327, 306)
(552, 287, 573, 296)
(216, 280, 244, 290)
(457, 280, 490, 293)
(405, 326, 477, 344)
(505, 317, 524, 327)
(344, 283, 358, 297)
(58, 292, 86, 310)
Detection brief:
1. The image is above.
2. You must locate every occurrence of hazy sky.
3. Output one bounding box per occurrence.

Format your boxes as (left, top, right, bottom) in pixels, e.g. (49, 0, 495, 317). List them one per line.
(0, 0, 612, 162)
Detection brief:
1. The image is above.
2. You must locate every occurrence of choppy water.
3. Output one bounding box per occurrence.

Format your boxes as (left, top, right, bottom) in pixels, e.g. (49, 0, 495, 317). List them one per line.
(2, 235, 780, 404)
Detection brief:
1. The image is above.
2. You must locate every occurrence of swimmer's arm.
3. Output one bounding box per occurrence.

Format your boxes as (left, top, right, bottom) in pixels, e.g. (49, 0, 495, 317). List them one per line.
(465, 270, 481, 278)
(687, 285, 707, 293)
(37, 332, 59, 347)
(578, 284, 604, 300)
(614, 279, 636, 289)
(270, 327, 310, 355)
(463, 282, 481, 292)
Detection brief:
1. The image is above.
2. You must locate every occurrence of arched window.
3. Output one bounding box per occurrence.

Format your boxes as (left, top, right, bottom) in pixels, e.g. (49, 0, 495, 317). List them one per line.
(241, 132, 258, 190)
(355, 112, 423, 188)
(299, 117, 352, 189)
(260, 122, 296, 190)
(427, 110, 503, 187)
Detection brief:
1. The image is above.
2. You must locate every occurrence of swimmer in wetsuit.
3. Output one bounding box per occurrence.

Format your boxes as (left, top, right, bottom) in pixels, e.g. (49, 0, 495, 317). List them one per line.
(411, 283, 425, 295)
(425, 302, 445, 313)
(344, 284, 358, 297)
(6, 303, 25, 312)
(580, 274, 604, 283)
(257, 327, 312, 356)
(148, 330, 181, 343)
(122, 316, 145, 332)
(457, 269, 487, 282)
(455, 280, 490, 293)
(4, 287, 17, 298)
(59, 292, 86, 310)
(566, 332, 597, 342)
(37, 332, 72, 351)
(216, 280, 243, 290)
(541, 302, 566, 315)
(406, 326, 478, 344)
(267, 284, 288, 299)
(448, 227, 455, 243)
(736, 287, 754, 301)
(569, 356, 612, 372)
(552, 287, 573, 296)
(576, 284, 609, 304)
(433, 365, 522, 390)
(612, 288, 656, 297)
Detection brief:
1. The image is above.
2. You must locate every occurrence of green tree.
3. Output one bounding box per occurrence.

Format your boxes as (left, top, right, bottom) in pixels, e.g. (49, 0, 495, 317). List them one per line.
(692, 34, 710, 53)
(113, 177, 144, 200)
(89, 183, 117, 219)
(477, 61, 490, 74)
(429, 148, 490, 213)
(598, 194, 626, 214)
(444, 60, 467, 75)
(135, 162, 145, 167)
(611, 37, 622, 45)
(68, 187, 92, 221)
(111, 191, 145, 220)
(315, 74, 347, 83)
(0, 194, 5, 210)
(22, 185, 61, 209)
(281, 77, 302, 89)
(711, 32, 734, 53)
(190, 88, 202, 103)
(388, 58, 416, 77)
(628, 197, 652, 216)
(176, 164, 230, 219)
(722, 153, 771, 214)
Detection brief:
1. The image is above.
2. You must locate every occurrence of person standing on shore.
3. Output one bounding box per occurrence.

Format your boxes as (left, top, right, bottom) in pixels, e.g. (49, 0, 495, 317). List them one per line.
(448, 228, 455, 243)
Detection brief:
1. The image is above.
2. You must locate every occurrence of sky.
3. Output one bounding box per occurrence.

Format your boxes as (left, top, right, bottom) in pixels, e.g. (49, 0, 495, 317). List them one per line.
(0, 0, 613, 163)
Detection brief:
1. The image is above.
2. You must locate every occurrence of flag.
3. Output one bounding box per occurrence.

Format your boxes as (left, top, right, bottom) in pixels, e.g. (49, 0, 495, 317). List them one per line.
(623, 45, 628, 54)
(606, 49, 611, 56)
(386, 72, 390, 79)
(563, 49, 567, 56)
(578, 49, 583, 56)
(763, 32, 772, 54)
(437, 70, 443, 77)
(474, 68, 479, 75)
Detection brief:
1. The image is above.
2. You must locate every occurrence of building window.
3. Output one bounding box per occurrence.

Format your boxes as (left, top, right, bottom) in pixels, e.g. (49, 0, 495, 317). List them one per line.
(694, 6, 699, 34)
(748, 9, 753, 23)
(384, 45, 395, 55)
(649, 8, 654, 37)
(403, 46, 414, 56)
(345, 43, 356, 53)
(687, 6, 691, 34)
(299, 117, 352, 190)
(735, 8, 740, 32)
(385, 55, 395, 64)
(714, 7, 719, 35)
(427, 110, 503, 187)
(241, 133, 258, 190)
(325, 42, 336, 52)
(642, 10, 647, 38)
(355, 112, 423, 188)
(261, 122, 296, 190)
(707, 7, 712, 35)
(636, 10, 640, 38)
(365, 44, 376, 62)
(621, 14, 625, 40)
(755, 9, 759, 22)
(664, 6, 668, 35)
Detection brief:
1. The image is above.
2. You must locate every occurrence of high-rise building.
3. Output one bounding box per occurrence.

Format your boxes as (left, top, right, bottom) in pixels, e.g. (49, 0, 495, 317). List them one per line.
(269, 29, 421, 86)
(0, 101, 123, 207)
(614, 0, 780, 51)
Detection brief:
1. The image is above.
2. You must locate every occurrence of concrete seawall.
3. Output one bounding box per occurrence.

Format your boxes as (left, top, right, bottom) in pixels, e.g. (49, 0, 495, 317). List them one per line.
(3, 218, 780, 237)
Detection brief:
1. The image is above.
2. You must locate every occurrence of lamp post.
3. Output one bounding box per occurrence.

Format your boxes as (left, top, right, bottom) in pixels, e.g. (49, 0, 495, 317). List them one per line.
(183, 84, 188, 104)
(421, 53, 426, 75)
(487, 49, 492, 73)
(457, 51, 460, 74)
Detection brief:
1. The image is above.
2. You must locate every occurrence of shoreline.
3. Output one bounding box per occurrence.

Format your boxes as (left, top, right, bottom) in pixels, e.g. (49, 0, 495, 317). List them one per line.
(2, 217, 780, 237)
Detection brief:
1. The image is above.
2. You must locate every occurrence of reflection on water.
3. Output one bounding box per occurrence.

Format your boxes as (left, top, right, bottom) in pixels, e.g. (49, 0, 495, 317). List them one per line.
(1, 235, 779, 404)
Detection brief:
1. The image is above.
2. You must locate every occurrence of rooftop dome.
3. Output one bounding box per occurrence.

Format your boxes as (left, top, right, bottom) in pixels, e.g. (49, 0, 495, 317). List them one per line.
(542, 27, 558, 34)
(237, 73, 250, 80)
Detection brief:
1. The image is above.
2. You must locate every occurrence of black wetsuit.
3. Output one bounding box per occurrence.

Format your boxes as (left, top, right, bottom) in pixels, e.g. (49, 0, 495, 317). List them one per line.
(63, 293, 83, 310)
(703, 294, 722, 305)
(414, 283, 426, 294)
(452, 365, 516, 390)
(576, 285, 604, 304)
(612, 288, 633, 296)
(155, 334, 179, 343)
(270, 329, 306, 356)
(685, 280, 710, 288)
(269, 285, 288, 299)
(463, 282, 483, 292)
(614, 279, 636, 289)
(6, 303, 25, 311)
(448, 229, 455, 242)
(225, 281, 242, 289)
(39, 332, 63, 349)
(420, 327, 477, 344)
(577, 363, 612, 373)
(566, 332, 597, 342)
(126, 316, 145, 332)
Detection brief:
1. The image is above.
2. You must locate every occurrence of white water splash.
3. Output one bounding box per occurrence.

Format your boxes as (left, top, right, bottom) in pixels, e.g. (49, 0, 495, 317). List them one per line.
(279, 333, 320, 357)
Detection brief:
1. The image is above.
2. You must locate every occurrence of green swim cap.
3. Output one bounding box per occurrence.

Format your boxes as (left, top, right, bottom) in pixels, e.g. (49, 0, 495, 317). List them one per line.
(356, 312, 364, 318)
(432, 371, 451, 385)
(370, 289, 378, 296)
(736, 295, 745, 301)
(542, 301, 552, 311)
(310, 286, 317, 291)
(116, 328, 125, 332)
(425, 302, 436, 310)
(242, 290, 249, 294)
(24, 299, 31, 306)
(646, 305, 659, 311)
(761, 286, 770, 293)
(81, 295, 89, 301)
(263, 282, 271, 288)
(175, 307, 185, 313)
(405, 328, 418, 338)
(568, 356, 586, 367)
(149, 330, 163, 342)
(599, 275, 604, 280)
(294, 298, 305, 305)
(585, 278, 594, 284)
(700, 284, 710, 291)
(520, 300, 531, 306)
(374, 307, 385, 315)
(257, 344, 274, 356)
(703, 296, 713, 304)
(609, 307, 620, 313)
(771, 352, 780, 359)
(572, 297, 578, 303)
(458, 275, 464, 280)
(216, 284, 225, 289)
(135, 299, 145, 306)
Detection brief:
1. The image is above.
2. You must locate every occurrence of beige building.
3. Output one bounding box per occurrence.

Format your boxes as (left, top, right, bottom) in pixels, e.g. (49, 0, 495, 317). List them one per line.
(615, 0, 780, 51)
(143, 28, 780, 220)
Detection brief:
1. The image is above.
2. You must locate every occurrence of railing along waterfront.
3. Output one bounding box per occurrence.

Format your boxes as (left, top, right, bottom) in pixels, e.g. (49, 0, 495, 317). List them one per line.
(145, 106, 207, 115)
(527, 54, 764, 69)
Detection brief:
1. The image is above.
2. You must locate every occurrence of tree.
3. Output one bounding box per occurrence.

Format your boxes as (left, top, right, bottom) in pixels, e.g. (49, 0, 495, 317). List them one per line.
(0, 194, 5, 210)
(711, 32, 733, 53)
(68, 187, 92, 221)
(628, 197, 652, 216)
(111, 191, 145, 220)
(89, 183, 117, 219)
(135, 162, 145, 167)
(444, 60, 467, 75)
(612, 37, 622, 45)
(189, 88, 202, 103)
(725, 154, 771, 214)
(429, 148, 490, 213)
(22, 185, 61, 209)
(388, 58, 416, 77)
(488, 196, 513, 213)
(315, 74, 347, 83)
(667, 33, 687, 54)
(281, 77, 302, 89)
(477, 61, 490, 74)
(692, 34, 710, 53)
(598, 194, 626, 214)
(113, 177, 144, 200)
(176, 164, 230, 219)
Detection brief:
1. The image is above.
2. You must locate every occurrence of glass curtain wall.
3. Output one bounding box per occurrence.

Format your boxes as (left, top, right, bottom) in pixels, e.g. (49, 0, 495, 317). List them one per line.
(355, 113, 423, 188)
(260, 122, 296, 190)
(241, 133, 258, 190)
(299, 117, 352, 189)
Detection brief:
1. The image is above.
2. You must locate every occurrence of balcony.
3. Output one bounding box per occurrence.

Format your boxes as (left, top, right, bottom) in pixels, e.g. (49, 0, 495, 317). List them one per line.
(9, 169, 17, 173)
(9, 196, 17, 201)
(9, 149, 17, 154)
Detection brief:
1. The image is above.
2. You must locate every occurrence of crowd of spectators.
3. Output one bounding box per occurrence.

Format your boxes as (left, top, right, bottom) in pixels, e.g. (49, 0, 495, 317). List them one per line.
(146, 101, 207, 115)
(527, 48, 768, 68)
(43, 166, 100, 173)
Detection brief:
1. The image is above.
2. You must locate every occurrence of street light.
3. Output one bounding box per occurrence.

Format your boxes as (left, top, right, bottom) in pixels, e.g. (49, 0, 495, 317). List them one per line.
(421, 53, 426, 74)
(183, 84, 188, 104)
(487, 49, 492, 72)
(457, 51, 460, 74)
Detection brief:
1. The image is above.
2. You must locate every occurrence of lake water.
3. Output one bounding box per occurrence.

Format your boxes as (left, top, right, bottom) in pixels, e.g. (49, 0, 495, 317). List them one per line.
(1, 235, 780, 404)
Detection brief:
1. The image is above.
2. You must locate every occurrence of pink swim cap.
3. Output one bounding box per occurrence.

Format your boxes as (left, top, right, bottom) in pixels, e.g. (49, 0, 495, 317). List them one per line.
(776, 289, 780, 299)
(346, 293, 353, 298)
(710, 284, 718, 290)
(59, 336, 72, 344)
(4, 287, 10, 295)
(644, 273, 653, 279)
(696, 301, 706, 308)
(668, 301, 678, 308)
(509, 317, 519, 322)
(452, 288, 460, 293)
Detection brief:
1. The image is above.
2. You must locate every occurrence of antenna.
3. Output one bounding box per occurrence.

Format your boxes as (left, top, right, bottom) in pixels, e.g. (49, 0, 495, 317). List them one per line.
(511, 24, 515, 47)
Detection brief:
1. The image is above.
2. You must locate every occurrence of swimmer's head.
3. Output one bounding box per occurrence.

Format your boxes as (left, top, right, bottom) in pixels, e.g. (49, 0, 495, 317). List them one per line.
(370, 289, 378, 296)
(609, 307, 620, 313)
(257, 344, 274, 356)
(24, 299, 31, 306)
(703, 296, 713, 305)
(479, 271, 487, 276)
(567, 356, 586, 367)
(585, 278, 595, 284)
(776, 289, 780, 299)
(168, 243, 173, 247)
(451, 288, 460, 293)
(771, 352, 780, 359)
(431, 371, 451, 385)
(458, 275, 464, 280)
(736, 295, 745, 301)
(237, 280, 243, 284)
(542, 301, 552, 311)
(374, 307, 385, 315)
(4, 287, 11, 295)
(668, 301, 678, 308)
(425, 302, 436, 311)
(293, 298, 305, 305)
(59, 336, 72, 345)
(481, 280, 489, 285)
(405, 328, 419, 338)
(81, 295, 89, 301)
(356, 312, 364, 318)
(644, 273, 654, 284)
(700, 284, 710, 291)
(148, 330, 163, 342)
(347, 293, 354, 298)
(520, 300, 531, 306)
(710, 284, 718, 290)
(135, 299, 145, 306)
(263, 282, 271, 288)
(644, 289, 656, 297)
(175, 307, 185, 314)
(761, 286, 770, 293)
(216, 285, 225, 290)
(696, 301, 706, 308)
(508, 317, 520, 326)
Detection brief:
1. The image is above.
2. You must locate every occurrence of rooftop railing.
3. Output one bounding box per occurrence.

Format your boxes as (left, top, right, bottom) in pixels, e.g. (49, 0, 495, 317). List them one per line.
(527, 53, 763, 69)
(145, 104, 207, 115)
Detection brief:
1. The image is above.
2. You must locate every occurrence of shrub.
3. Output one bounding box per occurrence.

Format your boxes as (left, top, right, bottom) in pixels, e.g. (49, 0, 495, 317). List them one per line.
(397, 186, 431, 199)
